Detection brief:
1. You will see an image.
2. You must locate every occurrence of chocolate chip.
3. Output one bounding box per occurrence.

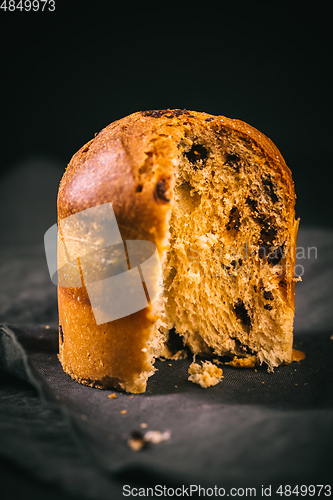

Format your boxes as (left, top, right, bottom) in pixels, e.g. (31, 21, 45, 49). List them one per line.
(246, 197, 258, 212)
(142, 109, 169, 118)
(59, 325, 64, 343)
(226, 207, 241, 233)
(264, 304, 273, 310)
(141, 109, 191, 118)
(171, 109, 192, 117)
(226, 154, 241, 172)
(230, 260, 237, 269)
(262, 175, 278, 203)
(234, 300, 252, 332)
(136, 184, 143, 193)
(185, 144, 208, 167)
(205, 117, 215, 122)
(238, 258, 243, 266)
(254, 285, 257, 292)
(258, 223, 278, 261)
(268, 245, 284, 265)
(154, 179, 170, 203)
(263, 290, 274, 300)
(260, 222, 277, 244)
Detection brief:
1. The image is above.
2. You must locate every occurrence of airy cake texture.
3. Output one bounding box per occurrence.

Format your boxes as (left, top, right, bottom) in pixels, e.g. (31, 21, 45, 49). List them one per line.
(57, 109, 299, 393)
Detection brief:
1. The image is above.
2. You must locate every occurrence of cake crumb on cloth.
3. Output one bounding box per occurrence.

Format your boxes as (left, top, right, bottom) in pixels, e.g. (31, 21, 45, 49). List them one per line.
(188, 361, 223, 388)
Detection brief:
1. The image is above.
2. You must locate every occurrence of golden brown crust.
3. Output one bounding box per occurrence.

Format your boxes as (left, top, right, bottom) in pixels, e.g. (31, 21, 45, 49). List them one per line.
(58, 284, 156, 393)
(58, 110, 296, 238)
(57, 109, 297, 392)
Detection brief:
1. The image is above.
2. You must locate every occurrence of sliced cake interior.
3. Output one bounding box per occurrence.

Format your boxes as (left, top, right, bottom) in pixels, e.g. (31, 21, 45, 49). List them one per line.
(152, 122, 298, 371)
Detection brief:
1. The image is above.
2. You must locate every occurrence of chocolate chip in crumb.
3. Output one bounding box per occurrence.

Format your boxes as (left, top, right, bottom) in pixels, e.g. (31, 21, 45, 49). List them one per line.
(262, 175, 278, 203)
(226, 154, 241, 172)
(264, 304, 273, 310)
(136, 184, 143, 193)
(260, 224, 277, 246)
(185, 144, 208, 168)
(246, 197, 258, 212)
(268, 245, 285, 265)
(142, 109, 192, 119)
(234, 300, 252, 332)
(226, 206, 241, 233)
(263, 290, 274, 300)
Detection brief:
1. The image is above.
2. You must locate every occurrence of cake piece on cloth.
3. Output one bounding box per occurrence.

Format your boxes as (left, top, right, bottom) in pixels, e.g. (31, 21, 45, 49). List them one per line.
(57, 109, 299, 393)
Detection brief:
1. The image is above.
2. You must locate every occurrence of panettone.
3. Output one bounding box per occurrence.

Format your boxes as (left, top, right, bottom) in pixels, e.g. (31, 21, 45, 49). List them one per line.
(57, 109, 299, 393)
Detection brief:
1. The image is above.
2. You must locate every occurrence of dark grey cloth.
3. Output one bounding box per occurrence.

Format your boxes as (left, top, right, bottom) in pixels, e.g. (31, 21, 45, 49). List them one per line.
(0, 160, 332, 499)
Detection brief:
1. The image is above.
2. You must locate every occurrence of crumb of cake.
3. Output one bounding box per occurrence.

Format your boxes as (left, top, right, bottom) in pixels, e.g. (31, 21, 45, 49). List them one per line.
(128, 430, 146, 451)
(108, 393, 117, 398)
(129, 395, 133, 399)
(45, 325, 50, 329)
(144, 430, 171, 444)
(127, 429, 171, 451)
(225, 355, 257, 368)
(292, 349, 305, 362)
(330, 334, 333, 341)
(140, 423, 148, 429)
(120, 410, 127, 414)
(188, 361, 223, 388)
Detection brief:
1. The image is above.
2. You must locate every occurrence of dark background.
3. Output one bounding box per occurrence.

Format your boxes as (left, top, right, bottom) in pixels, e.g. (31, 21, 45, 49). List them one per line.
(1, 2, 332, 230)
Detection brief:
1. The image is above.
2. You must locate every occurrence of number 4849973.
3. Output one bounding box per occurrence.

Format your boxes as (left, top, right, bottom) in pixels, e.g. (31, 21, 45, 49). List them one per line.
(0, 0, 55, 11)
(276, 485, 331, 496)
